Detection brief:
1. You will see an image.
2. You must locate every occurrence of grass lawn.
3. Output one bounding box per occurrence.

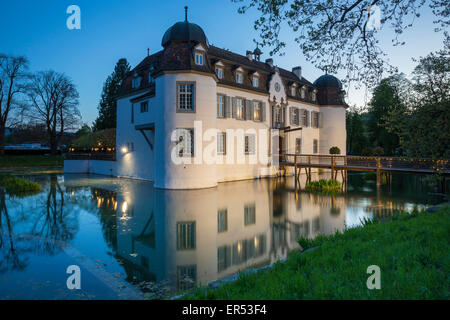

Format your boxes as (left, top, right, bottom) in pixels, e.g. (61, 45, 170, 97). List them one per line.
(0, 155, 63, 168)
(186, 206, 450, 300)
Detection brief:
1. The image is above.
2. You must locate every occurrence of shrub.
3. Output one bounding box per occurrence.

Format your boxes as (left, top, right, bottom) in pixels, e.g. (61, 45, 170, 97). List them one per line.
(305, 179, 342, 193)
(372, 146, 384, 156)
(329, 146, 341, 154)
(70, 128, 115, 152)
(0, 175, 41, 195)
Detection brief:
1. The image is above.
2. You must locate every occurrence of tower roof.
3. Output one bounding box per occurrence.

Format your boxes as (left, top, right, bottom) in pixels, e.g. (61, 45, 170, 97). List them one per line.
(161, 7, 208, 47)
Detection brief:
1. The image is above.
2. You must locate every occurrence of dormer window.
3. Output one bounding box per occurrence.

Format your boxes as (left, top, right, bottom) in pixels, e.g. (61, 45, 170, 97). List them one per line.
(148, 66, 155, 84)
(195, 52, 204, 65)
(216, 67, 223, 79)
(301, 86, 306, 99)
(291, 86, 296, 97)
(236, 72, 243, 84)
(132, 75, 141, 89)
(312, 89, 317, 102)
(252, 75, 259, 88)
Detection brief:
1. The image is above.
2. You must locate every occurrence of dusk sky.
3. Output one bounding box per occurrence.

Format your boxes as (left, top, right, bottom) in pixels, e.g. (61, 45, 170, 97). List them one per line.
(1, 0, 446, 126)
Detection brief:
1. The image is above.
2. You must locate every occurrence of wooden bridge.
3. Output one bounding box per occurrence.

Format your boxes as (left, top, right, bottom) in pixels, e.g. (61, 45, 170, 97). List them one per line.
(279, 154, 450, 189)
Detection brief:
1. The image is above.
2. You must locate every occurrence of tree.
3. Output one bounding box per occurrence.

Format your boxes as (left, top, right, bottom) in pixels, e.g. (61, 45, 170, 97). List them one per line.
(329, 146, 341, 154)
(93, 58, 130, 131)
(346, 106, 368, 155)
(27, 71, 81, 154)
(75, 124, 92, 138)
(385, 46, 449, 158)
(0, 54, 29, 155)
(232, 0, 449, 86)
(367, 74, 409, 155)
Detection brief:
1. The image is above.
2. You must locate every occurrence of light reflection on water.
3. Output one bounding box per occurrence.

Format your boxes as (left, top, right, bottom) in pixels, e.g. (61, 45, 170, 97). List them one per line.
(0, 172, 446, 299)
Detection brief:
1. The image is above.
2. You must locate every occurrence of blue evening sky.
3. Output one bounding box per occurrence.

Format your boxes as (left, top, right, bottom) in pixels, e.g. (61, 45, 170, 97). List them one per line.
(0, 0, 445, 125)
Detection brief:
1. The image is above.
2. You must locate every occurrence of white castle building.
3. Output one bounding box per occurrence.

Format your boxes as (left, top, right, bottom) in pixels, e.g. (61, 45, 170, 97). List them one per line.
(65, 9, 347, 189)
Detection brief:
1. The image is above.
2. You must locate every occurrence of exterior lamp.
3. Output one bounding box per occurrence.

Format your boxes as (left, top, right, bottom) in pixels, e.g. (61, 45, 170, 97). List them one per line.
(121, 146, 128, 154)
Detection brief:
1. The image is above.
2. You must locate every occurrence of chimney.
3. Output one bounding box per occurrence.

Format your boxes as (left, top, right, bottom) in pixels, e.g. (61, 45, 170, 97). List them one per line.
(292, 66, 302, 79)
(265, 58, 273, 67)
(246, 50, 253, 61)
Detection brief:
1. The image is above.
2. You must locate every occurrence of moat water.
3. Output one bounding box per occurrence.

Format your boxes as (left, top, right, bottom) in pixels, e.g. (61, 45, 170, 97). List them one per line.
(0, 171, 447, 299)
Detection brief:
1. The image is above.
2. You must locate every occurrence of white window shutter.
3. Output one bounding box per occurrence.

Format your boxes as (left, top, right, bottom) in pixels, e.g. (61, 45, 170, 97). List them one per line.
(261, 102, 266, 122)
(289, 107, 294, 125)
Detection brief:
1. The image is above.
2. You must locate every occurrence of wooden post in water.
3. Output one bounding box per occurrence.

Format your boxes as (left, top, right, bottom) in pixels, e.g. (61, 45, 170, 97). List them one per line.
(331, 156, 335, 180)
(376, 158, 382, 187)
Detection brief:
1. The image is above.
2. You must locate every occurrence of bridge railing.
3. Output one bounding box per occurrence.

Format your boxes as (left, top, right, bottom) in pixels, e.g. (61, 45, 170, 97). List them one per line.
(65, 152, 116, 161)
(279, 154, 450, 172)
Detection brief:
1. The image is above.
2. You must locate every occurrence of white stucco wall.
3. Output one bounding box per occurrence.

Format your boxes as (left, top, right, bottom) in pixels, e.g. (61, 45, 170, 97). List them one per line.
(65, 68, 347, 189)
(319, 105, 347, 155)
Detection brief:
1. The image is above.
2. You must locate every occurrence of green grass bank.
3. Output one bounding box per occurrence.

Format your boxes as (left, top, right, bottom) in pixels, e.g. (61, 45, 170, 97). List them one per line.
(186, 207, 450, 299)
(0, 155, 63, 168)
(0, 174, 41, 194)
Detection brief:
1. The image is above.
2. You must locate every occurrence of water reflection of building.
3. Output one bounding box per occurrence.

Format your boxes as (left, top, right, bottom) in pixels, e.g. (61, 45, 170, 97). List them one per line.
(64, 175, 346, 294)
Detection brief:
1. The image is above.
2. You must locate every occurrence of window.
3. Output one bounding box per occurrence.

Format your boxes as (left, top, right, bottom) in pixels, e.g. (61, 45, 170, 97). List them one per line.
(252, 76, 259, 88)
(126, 142, 135, 152)
(217, 132, 226, 155)
(148, 73, 154, 85)
(132, 76, 141, 89)
(217, 95, 225, 118)
(177, 82, 194, 112)
(312, 111, 319, 128)
(274, 107, 282, 124)
(291, 86, 296, 97)
(253, 101, 261, 121)
(217, 209, 228, 233)
(244, 204, 256, 225)
(175, 128, 194, 157)
(235, 72, 243, 84)
(295, 138, 302, 154)
(244, 134, 256, 155)
(177, 222, 196, 250)
(313, 139, 318, 154)
(216, 67, 223, 79)
(301, 109, 308, 126)
(312, 90, 317, 101)
(217, 246, 231, 272)
(177, 265, 196, 290)
(292, 108, 298, 125)
(236, 98, 244, 119)
(194, 52, 203, 65)
(301, 87, 306, 99)
(140, 101, 148, 113)
(148, 66, 154, 84)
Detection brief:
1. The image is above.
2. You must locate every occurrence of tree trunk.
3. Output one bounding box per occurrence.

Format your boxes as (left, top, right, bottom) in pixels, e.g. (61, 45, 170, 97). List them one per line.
(0, 125, 5, 156)
(50, 135, 57, 155)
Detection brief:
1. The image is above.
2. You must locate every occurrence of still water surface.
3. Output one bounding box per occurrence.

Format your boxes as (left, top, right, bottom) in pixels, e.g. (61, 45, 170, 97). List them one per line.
(0, 172, 446, 299)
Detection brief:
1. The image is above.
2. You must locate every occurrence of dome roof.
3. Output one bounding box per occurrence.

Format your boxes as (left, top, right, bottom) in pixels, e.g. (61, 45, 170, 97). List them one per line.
(161, 20, 208, 47)
(253, 46, 262, 55)
(313, 74, 342, 89)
